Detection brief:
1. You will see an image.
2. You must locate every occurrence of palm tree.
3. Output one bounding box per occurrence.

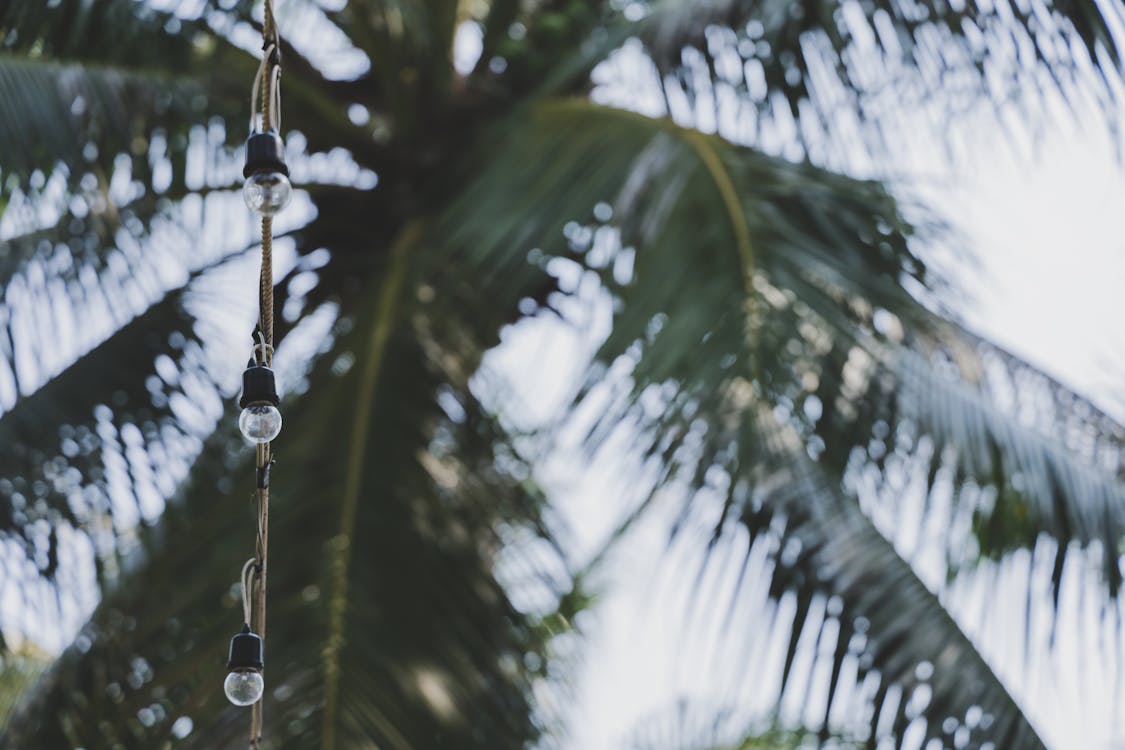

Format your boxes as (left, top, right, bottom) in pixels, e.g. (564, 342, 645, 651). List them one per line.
(0, 0, 1122, 748)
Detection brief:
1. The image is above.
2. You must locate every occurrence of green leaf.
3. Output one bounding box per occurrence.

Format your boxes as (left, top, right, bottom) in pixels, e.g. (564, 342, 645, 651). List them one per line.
(0, 56, 204, 179)
(0, 0, 198, 69)
(633, 0, 1123, 154)
(439, 96, 1116, 745)
(1, 239, 571, 748)
(732, 414, 1046, 747)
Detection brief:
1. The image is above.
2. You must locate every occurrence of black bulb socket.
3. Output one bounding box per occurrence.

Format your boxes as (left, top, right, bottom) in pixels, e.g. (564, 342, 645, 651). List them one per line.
(243, 131, 289, 179)
(228, 623, 264, 671)
(240, 364, 280, 409)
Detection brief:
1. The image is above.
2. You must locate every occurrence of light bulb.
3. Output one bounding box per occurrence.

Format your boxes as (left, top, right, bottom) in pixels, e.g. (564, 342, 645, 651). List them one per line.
(224, 670, 264, 706)
(243, 171, 292, 216)
(239, 404, 282, 444)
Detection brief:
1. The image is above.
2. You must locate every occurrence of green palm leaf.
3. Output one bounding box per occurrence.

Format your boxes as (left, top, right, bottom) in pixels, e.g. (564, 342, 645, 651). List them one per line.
(0, 236, 570, 748)
(441, 96, 1121, 745)
(887, 336, 1125, 598)
(0, 189, 275, 576)
(0, 57, 204, 177)
(633, 0, 1122, 155)
(738, 415, 1045, 747)
(0, 1, 198, 68)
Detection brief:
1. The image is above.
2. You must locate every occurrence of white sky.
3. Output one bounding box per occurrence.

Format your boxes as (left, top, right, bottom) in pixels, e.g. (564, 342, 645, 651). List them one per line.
(937, 120, 1125, 420)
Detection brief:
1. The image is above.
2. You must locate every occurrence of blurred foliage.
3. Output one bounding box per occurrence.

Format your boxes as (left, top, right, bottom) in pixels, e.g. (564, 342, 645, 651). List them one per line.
(0, 0, 1122, 749)
(626, 700, 862, 749)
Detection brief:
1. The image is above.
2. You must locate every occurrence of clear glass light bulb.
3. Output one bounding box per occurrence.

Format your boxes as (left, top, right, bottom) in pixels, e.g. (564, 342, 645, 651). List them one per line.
(243, 171, 292, 216)
(239, 404, 282, 444)
(224, 670, 264, 706)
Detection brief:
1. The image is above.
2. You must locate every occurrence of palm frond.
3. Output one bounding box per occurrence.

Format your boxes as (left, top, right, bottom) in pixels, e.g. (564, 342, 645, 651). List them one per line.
(0, 238, 572, 749)
(627, 0, 1123, 158)
(0, 69, 396, 646)
(0, 189, 311, 626)
(446, 96, 1125, 589)
(735, 415, 1044, 747)
(0, 5, 365, 203)
(887, 336, 1125, 592)
(0, 56, 205, 180)
(0, 0, 198, 69)
(440, 97, 1123, 744)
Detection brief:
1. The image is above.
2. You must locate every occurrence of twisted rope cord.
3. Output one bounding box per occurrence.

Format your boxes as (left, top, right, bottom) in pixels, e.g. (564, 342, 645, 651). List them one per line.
(259, 221, 274, 353)
(249, 2, 279, 747)
(262, 0, 278, 47)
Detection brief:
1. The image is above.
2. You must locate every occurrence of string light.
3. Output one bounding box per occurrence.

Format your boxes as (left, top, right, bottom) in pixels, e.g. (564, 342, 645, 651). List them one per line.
(239, 359, 282, 444)
(227, 560, 265, 707)
(225, 4, 287, 745)
(243, 129, 291, 217)
(225, 624, 265, 706)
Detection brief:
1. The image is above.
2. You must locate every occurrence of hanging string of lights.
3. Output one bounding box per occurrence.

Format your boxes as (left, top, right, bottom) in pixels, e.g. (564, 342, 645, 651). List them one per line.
(224, 1, 292, 747)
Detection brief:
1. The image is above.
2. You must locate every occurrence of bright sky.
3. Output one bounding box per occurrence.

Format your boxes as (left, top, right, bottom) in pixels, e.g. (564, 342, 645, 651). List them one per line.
(481, 44, 1125, 750)
(938, 119, 1125, 421)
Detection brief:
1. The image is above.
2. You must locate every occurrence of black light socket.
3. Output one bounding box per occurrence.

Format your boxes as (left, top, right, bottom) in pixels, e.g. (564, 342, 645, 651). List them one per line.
(243, 131, 289, 178)
(228, 623, 264, 671)
(239, 364, 280, 409)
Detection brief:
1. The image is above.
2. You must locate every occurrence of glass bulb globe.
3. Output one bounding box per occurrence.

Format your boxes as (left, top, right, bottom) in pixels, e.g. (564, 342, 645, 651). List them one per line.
(224, 670, 264, 706)
(243, 171, 292, 216)
(239, 404, 282, 444)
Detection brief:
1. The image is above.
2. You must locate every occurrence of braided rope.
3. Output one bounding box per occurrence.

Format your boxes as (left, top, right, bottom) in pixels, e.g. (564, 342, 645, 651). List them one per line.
(248, 2, 279, 746)
(259, 217, 274, 355)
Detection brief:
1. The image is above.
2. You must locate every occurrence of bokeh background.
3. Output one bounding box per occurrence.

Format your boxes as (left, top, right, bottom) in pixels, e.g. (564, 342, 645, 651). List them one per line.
(0, 1, 1124, 749)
